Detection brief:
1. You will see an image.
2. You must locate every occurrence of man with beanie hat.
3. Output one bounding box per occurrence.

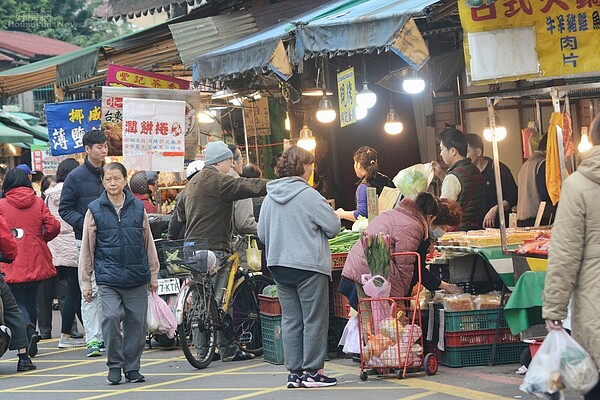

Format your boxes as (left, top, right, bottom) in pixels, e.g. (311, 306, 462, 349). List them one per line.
(178, 140, 267, 362)
(129, 171, 158, 214)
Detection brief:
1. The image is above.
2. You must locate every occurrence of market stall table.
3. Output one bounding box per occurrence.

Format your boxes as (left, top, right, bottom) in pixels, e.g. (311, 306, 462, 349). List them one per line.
(504, 271, 547, 335)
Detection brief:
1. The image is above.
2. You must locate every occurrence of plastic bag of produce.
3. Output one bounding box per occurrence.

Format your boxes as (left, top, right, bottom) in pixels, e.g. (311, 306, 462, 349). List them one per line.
(393, 163, 434, 198)
(520, 328, 598, 399)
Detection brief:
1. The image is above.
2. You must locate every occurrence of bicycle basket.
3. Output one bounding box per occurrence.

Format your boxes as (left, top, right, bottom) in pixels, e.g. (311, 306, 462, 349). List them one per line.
(160, 239, 213, 275)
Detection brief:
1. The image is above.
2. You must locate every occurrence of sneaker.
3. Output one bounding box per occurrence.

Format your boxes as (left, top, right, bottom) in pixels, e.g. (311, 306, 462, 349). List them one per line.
(301, 370, 337, 388)
(515, 365, 528, 375)
(107, 368, 122, 385)
(287, 372, 303, 388)
(125, 370, 146, 383)
(58, 337, 87, 348)
(222, 350, 255, 362)
(99, 341, 106, 353)
(17, 356, 37, 372)
(28, 334, 40, 358)
(87, 340, 102, 357)
(70, 330, 84, 339)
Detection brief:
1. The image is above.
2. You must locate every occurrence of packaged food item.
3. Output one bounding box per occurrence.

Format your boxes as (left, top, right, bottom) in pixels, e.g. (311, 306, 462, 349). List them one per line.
(473, 291, 501, 309)
(443, 293, 474, 311)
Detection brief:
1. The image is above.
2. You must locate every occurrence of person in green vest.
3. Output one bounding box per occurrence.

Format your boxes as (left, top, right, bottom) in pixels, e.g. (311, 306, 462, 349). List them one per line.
(432, 127, 484, 231)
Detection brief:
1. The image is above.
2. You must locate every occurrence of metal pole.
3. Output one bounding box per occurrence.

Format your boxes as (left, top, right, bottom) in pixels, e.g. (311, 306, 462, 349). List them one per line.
(551, 91, 567, 182)
(487, 98, 507, 251)
(239, 100, 251, 164)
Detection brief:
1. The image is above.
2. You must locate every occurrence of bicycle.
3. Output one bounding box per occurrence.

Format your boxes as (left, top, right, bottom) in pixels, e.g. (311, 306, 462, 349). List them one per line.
(162, 236, 273, 369)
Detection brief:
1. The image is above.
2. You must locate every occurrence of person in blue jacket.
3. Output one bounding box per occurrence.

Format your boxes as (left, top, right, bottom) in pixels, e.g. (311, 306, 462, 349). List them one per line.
(79, 162, 160, 385)
(59, 129, 108, 357)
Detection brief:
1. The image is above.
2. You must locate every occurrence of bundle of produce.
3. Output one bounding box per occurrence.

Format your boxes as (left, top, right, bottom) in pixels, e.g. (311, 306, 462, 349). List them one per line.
(328, 230, 361, 254)
(393, 163, 434, 198)
(361, 233, 391, 285)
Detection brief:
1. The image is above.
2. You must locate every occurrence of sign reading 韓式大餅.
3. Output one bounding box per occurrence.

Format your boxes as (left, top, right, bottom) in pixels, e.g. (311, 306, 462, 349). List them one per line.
(459, 1, 600, 84)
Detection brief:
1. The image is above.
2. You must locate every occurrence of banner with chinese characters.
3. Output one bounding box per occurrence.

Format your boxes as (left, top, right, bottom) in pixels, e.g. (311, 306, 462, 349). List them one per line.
(106, 64, 190, 90)
(337, 67, 356, 127)
(30, 144, 84, 175)
(122, 98, 185, 172)
(102, 87, 214, 161)
(459, 1, 600, 83)
(44, 99, 102, 156)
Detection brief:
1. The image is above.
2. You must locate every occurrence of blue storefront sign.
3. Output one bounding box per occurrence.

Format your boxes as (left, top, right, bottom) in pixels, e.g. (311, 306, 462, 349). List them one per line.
(45, 99, 102, 156)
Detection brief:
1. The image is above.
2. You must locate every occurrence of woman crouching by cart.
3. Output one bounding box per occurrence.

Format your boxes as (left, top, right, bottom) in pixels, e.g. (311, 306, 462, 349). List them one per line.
(79, 162, 160, 385)
(339, 192, 440, 309)
(258, 146, 341, 389)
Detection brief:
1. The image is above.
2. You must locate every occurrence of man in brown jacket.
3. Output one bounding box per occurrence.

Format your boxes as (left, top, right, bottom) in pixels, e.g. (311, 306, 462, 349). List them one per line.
(178, 141, 267, 362)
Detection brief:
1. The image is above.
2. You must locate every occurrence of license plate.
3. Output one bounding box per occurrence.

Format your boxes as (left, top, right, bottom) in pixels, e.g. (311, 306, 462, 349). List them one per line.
(157, 278, 181, 296)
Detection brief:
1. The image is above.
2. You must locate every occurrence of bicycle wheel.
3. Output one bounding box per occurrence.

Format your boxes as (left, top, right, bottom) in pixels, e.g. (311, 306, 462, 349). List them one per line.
(178, 282, 218, 369)
(230, 274, 274, 356)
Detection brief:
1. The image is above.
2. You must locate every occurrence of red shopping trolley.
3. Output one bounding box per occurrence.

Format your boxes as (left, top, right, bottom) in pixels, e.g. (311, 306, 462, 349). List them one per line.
(357, 251, 438, 380)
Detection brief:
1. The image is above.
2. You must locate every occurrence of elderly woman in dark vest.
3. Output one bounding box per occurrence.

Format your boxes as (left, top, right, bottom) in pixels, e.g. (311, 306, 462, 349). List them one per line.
(79, 162, 160, 385)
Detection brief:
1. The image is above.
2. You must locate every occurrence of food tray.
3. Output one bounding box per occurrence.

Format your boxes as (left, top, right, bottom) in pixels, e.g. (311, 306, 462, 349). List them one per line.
(260, 314, 284, 364)
(441, 342, 527, 367)
(258, 295, 282, 316)
(444, 328, 520, 347)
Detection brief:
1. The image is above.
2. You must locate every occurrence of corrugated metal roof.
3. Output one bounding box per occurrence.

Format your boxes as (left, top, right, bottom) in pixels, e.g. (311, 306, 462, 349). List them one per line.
(169, 11, 259, 68)
(0, 30, 80, 60)
(94, 0, 207, 20)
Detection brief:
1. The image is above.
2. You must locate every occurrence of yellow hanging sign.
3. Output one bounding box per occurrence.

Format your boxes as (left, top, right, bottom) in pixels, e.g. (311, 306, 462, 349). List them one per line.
(337, 67, 356, 128)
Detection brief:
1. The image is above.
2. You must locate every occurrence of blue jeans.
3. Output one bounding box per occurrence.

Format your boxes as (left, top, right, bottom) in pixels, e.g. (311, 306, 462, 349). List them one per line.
(8, 282, 39, 328)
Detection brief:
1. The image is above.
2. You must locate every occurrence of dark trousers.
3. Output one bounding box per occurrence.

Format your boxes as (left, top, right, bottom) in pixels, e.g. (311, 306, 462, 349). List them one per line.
(37, 276, 66, 336)
(0, 276, 29, 349)
(58, 267, 82, 335)
(9, 282, 39, 329)
(585, 381, 600, 400)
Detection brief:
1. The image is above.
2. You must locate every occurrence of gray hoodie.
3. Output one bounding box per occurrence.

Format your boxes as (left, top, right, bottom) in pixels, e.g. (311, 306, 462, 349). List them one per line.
(258, 176, 340, 277)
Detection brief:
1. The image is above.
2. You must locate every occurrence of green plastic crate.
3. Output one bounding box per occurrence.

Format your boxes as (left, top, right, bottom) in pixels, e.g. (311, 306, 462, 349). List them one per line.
(260, 313, 284, 365)
(443, 309, 509, 332)
(441, 342, 527, 367)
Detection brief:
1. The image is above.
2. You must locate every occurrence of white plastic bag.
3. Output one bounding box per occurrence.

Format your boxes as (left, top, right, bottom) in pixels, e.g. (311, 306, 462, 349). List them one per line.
(520, 329, 599, 399)
(392, 163, 434, 198)
(339, 315, 361, 354)
(146, 293, 159, 333)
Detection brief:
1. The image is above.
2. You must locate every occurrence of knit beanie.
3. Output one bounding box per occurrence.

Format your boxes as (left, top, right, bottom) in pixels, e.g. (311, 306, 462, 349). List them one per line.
(204, 141, 232, 165)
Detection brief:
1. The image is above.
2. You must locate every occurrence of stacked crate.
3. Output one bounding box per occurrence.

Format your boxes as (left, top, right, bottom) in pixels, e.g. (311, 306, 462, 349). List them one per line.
(435, 307, 527, 367)
(329, 272, 350, 353)
(258, 295, 284, 364)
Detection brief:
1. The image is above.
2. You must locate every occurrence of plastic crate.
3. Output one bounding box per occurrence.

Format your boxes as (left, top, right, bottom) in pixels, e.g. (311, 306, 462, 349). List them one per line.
(328, 316, 348, 352)
(260, 314, 284, 364)
(331, 253, 347, 269)
(444, 328, 520, 347)
(443, 308, 509, 332)
(258, 295, 282, 316)
(441, 342, 527, 367)
(331, 274, 351, 318)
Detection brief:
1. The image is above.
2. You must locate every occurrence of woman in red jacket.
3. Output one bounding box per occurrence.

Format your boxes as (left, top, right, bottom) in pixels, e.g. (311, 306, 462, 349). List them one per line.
(0, 168, 60, 354)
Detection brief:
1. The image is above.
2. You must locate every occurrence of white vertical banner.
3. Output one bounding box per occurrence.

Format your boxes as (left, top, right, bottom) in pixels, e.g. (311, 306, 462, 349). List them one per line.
(122, 98, 186, 172)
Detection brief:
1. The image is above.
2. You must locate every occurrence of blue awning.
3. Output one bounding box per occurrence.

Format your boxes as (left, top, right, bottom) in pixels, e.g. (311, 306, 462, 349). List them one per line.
(193, 0, 440, 82)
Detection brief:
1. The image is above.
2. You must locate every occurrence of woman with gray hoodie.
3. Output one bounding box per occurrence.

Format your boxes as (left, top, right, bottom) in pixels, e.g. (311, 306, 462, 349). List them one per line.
(258, 146, 341, 389)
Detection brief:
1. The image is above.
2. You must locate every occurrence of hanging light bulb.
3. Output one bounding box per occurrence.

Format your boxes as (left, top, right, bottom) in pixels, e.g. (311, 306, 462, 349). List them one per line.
(356, 83, 377, 109)
(579, 126, 592, 152)
(284, 112, 290, 131)
(297, 124, 316, 151)
(384, 107, 403, 135)
(197, 107, 215, 123)
(402, 77, 426, 94)
(298, 124, 316, 150)
(483, 114, 507, 141)
(355, 105, 368, 120)
(316, 95, 336, 123)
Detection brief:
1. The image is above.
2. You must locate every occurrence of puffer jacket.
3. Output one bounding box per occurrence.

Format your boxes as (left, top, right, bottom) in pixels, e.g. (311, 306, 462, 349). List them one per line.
(342, 198, 428, 297)
(0, 186, 60, 283)
(45, 182, 78, 268)
(543, 145, 600, 367)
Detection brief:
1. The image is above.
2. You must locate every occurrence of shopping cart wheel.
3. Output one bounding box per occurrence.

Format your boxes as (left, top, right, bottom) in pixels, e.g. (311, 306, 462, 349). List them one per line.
(395, 369, 405, 379)
(360, 371, 368, 381)
(424, 353, 438, 375)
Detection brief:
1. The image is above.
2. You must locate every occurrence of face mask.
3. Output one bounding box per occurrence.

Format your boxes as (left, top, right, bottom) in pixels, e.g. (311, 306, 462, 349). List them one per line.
(431, 227, 446, 239)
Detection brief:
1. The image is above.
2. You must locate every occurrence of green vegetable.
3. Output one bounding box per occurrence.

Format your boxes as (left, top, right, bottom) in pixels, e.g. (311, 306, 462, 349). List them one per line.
(329, 230, 361, 254)
(394, 168, 429, 197)
(262, 285, 279, 297)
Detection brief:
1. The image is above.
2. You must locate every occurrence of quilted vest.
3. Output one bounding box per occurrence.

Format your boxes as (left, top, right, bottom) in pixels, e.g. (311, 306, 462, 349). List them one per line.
(88, 191, 150, 287)
(447, 158, 484, 230)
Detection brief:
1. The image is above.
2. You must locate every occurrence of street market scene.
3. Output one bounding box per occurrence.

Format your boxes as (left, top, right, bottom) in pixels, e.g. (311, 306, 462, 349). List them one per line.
(0, 0, 599, 399)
